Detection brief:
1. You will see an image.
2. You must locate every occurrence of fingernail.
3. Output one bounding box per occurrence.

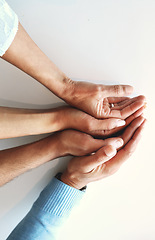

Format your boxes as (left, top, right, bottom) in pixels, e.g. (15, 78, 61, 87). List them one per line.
(142, 119, 147, 128)
(116, 120, 126, 127)
(104, 146, 116, 157)
(144, 102, 147, 109)
(114, 139, 123, 148)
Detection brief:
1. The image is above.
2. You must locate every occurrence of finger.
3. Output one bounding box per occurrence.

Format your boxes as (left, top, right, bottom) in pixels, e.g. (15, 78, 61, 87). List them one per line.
(125, 106, 145, 126)
(81, 145, 117, 172)
(109, 100, 145, 119)
(108, 97, 130, 104)
(104, 85, 134, 97)
(123, 119, 146, 154)
(101, 107, 145, 138)
(92, 106, 145, 138)
(87, 118, 126, 137)
(71, 138, 123, 170)
(103, 119, 146, 176)
(121, 116, 145, 145)
(109, 95, 146, 110)
(90, 118, 126, 136)
(79, 136, 123, 155)
(90, 137, 124, 155)
(99, 137, 124, 150)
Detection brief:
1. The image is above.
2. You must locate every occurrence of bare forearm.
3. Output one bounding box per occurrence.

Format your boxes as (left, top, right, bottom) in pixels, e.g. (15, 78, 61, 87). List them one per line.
(0, 133, 64, 186)
(0, 106, 67, 139)
(2, 23, 71, 99)
(1, 22, 139, 122)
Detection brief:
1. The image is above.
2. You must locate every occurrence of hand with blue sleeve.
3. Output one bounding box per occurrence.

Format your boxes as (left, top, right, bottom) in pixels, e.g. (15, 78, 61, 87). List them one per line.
(7, 115, 146, 240)
(61, 116, 146, 189)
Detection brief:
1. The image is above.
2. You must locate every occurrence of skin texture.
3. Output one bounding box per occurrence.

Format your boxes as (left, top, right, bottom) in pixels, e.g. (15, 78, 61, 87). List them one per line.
(0, 95, 145, 139)
(63, 96, 145, 137)
(0, 130, 123, 186)
(64, 80, 135, 118)
(0, 22, 147, 189)
(0, 106, 145, 186)
(0, 107, 62, 139)
(2, 23, 145, 122)
(61, 116, 146, 189)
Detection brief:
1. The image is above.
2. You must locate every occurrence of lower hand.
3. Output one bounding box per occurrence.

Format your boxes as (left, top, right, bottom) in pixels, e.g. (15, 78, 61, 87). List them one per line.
(58, 129, 123, 157)
(61, 116, 146, 189)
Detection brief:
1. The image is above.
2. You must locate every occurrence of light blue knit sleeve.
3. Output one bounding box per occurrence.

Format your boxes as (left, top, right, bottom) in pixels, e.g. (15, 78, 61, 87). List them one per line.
(0, 0, 18, 56)
(6, 177, 85, 240)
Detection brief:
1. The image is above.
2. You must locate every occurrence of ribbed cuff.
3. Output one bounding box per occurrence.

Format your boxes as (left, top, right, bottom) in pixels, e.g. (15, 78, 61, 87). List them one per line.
(34, 177, 85, 217)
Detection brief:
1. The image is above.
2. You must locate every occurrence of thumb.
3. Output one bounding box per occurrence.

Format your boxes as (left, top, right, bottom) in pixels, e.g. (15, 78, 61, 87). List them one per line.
(83, 145, 117, 172)
(104, 85, 133, 97)
(96, 118, 126, 131)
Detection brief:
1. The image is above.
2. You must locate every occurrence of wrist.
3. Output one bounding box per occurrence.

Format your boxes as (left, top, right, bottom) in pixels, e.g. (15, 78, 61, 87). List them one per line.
(39, 107, 71, 134)
(61, 171, 86, 190)
(56, 172, 87, 191)
(47, 132, 67, 159)
(59, 77, 76, 103)
(46, 74, 75, 101)
(56, 106, 76, 130)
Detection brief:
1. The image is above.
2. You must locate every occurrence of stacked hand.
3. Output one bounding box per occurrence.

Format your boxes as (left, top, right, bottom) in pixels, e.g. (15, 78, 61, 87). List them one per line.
(57, 81, 147, 188)
(1, 22, 146, 188)
(61, 116, 146, 189)
(0, 79, 146, 187)
(63, 95, 145, 137)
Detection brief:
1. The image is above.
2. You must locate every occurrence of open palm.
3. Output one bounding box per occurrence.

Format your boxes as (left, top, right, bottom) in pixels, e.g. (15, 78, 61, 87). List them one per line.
(65, 81, 145, 119)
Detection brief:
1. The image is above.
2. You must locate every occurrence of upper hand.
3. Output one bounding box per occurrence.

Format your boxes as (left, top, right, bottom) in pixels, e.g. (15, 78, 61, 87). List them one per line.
(64, 80, 137, 119)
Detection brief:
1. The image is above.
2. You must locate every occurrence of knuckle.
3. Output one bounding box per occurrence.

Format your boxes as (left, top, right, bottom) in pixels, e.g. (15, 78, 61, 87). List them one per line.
(85, 119, 94, 132)
(106, 120, 115, 130)
(95, 85, 105, 98)
(113, 85, 122, 95)
(101, 129, 109, 137)
(81, 135, 92, 150)
(95, 84, 103, 92)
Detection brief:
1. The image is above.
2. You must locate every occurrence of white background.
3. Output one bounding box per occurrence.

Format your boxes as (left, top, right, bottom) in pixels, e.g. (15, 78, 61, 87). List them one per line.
(0, 0, 155, 239)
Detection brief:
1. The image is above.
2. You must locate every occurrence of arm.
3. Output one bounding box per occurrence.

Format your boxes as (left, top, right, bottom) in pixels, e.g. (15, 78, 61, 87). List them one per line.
(0, 94, 145, 139)
(0, 128, 124, 186)
(1, 22, 132, 106)
(0, 106, 65, 139)
(0, 2, 145, 119)
(0, 133, 62, 186)
(0, 98, 145, 186)
(6, 116, 146, 240)
(1, 23, 68, 99)
(6, 177, 85, 240)
(0, 105, 126, 139)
